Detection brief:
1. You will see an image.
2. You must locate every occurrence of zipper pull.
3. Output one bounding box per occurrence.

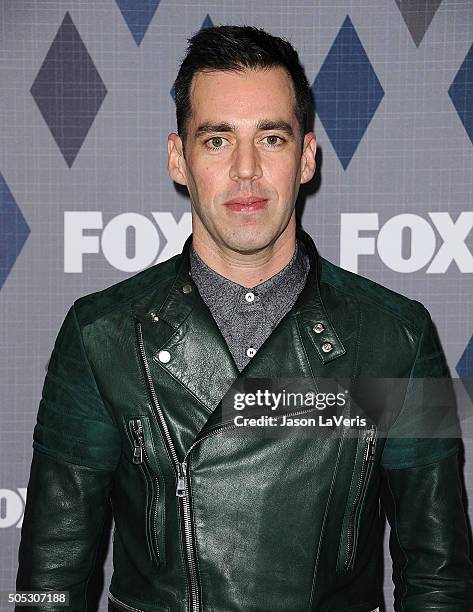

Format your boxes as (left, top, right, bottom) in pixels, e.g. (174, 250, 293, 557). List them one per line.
(131, 418, 144, 464)
(133, 444, 143, 464)
(176, 462, 187, 497)
(364, 426, 376, 462)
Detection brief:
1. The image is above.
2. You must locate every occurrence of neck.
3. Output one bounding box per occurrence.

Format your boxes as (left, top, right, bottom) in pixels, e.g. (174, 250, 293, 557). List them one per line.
(191, 222, 297, 288)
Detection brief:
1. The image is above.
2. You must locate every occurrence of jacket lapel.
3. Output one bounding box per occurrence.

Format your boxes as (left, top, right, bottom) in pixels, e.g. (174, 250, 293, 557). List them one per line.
(131, 229, 349, 448)
(131, 235, 240, 446)
(243, 228, 346, 374)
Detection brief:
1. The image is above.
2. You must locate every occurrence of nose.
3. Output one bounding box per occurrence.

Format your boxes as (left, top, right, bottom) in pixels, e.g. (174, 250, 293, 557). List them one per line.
(229, 141, 263, 182)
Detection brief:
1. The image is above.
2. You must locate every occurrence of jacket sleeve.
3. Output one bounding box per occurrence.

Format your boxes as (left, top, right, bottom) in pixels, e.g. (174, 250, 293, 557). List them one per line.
(380, 306, 473, 611)
(16, 303, 121, 611)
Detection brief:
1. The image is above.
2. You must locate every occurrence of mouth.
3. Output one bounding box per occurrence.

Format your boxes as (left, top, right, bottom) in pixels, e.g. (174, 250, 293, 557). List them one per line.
(224, 196, 268, 212)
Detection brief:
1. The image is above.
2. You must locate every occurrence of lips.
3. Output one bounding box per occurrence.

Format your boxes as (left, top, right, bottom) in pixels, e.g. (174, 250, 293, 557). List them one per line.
(224, 196, 268, 212)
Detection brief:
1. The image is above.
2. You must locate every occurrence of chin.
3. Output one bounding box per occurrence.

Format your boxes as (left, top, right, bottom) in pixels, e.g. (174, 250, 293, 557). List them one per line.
(222, 229, 276, 255)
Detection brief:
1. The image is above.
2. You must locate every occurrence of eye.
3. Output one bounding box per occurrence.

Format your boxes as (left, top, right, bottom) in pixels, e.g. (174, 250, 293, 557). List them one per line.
(262, 135, 284, 147)
(205, 136, 227, 150)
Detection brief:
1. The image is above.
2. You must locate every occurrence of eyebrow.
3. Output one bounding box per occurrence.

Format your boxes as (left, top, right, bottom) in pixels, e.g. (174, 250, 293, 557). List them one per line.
(194, 120, 295, 139)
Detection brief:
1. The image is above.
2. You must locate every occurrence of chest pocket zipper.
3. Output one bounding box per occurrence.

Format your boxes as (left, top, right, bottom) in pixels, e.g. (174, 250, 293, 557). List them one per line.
(336, 425, 377, 574)
(108, 591, 171, 612)
(128, 417, 163, 568)
(108, 591, 145, 612)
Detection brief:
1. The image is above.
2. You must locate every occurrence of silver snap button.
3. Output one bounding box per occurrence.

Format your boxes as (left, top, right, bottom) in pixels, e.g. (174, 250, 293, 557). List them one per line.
(312, 322, 324, 334)
(321, 342, 333, 353)
(182, 284, 193, 294)
(157, 350, 171, 363)
(246, 347, 256, 358)
(245, 292, 255, 303)
(149, 311, 159, 323)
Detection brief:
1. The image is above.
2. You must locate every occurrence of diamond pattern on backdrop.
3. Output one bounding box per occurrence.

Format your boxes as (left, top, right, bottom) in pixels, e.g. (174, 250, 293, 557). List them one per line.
(115, 0, 161, 47)
(448, 43, 473, 145)
(0, 173, 30, 290)
(170, 14, 215, 103)
(394, 0, 443, 47)
(312, 15, 384, 170)
(30, 12, 107, 168)
(457, 336, 473, 409)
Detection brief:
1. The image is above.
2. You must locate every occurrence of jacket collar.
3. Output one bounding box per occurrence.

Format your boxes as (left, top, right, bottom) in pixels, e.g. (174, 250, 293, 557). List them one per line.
(291, 228, 347, 364)
(131, 229, 346, 423)
(134, 228, 346, 365)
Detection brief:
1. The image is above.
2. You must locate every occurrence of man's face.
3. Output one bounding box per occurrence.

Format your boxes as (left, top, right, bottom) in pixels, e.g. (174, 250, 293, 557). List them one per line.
(168, 66, 316, 256)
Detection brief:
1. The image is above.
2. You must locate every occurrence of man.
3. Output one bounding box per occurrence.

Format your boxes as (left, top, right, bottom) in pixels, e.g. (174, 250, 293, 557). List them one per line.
(17, 25, 473, 612)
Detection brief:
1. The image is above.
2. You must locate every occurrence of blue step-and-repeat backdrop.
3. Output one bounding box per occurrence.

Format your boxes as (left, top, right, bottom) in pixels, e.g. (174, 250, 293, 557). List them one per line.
(0, 1, 472, 610)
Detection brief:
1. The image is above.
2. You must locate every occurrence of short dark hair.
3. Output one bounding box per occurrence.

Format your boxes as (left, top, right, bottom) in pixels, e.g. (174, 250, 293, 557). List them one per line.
(174, 25, 314, 143)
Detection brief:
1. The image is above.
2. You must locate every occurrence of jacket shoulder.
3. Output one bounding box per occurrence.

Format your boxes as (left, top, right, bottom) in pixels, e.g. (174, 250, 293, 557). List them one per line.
(72, 254, 180, 327)
(319, 256, 428, 334)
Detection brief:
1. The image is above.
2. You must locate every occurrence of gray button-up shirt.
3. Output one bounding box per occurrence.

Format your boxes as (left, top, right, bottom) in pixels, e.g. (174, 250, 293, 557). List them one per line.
(189, 239, 310, 371)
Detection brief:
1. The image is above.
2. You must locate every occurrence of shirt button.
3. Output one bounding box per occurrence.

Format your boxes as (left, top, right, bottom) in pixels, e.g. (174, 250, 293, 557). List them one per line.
(246, 347, 257, 358)
(312, 322, 324, 334)
(157, 350, 171, 363)
(245, 292, 255, 303)
(182, 284, 193, 294)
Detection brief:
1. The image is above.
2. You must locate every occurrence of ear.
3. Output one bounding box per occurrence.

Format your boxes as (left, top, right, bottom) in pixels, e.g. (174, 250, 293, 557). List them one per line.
(300, 132, 316, 185)
(167, 133, 188, 186)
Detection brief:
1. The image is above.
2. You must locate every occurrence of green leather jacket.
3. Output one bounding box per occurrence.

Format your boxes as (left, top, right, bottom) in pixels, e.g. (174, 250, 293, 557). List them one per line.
(16, 229, 473, 611)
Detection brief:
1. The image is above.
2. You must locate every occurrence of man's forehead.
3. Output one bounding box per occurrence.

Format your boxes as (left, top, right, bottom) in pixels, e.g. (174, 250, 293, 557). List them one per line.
(190, 65, 294, 94)
(188, 66, 298, 126)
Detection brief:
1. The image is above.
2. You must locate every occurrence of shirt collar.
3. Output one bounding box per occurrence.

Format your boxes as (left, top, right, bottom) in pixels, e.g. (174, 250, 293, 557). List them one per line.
(189, 239, 310, 323)
(132, 228, 347, 365)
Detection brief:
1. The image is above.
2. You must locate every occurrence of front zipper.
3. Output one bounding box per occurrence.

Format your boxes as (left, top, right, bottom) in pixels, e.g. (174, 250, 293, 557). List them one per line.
(178, 402, 328, 484)
(135, 319, 200, 612)
(135, 318, 326, 610)
(129, 417, 160, 565)
(343, 425, 377, 571)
